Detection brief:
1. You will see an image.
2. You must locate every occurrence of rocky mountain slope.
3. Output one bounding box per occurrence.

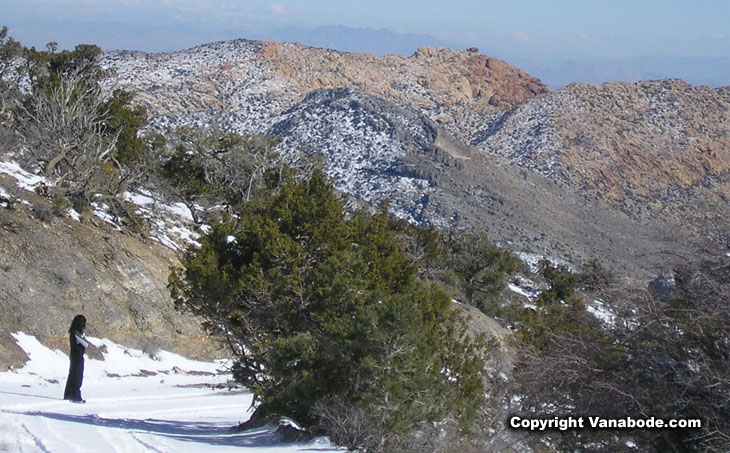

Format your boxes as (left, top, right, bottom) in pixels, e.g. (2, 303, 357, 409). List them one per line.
(267, 87, 698, 278)
(268, 87, 448, 224)
(473, 80, 730, 244)
(101, 40, 547, 140)
(0, 174, 220, 370)
(99, 39, 727, 276)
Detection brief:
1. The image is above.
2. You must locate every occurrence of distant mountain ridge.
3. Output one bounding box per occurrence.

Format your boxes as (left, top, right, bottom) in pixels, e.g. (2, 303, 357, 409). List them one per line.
(266, 25, 452, 57)
(516, 56, 730, 89)
(101, 39, 547, 140)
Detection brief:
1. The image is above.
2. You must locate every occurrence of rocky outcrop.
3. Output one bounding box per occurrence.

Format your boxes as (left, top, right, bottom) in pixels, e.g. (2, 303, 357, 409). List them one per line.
(473, 80, 730, 243)
(259, 43, 546, 109)
(265, 88, 700, 278)
(101, 41, 548, 141)
(0, 179, 221, 370)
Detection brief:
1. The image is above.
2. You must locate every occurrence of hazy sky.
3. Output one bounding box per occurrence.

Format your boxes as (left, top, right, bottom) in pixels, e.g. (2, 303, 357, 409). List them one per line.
(4, 0, 729, 60)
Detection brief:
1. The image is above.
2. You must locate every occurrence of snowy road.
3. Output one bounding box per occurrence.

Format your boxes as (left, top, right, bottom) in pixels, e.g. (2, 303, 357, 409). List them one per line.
(0, 333, 342, 452)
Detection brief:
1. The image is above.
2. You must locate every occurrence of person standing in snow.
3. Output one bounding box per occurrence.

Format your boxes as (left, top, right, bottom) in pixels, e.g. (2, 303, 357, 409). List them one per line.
(63, 314, 91, 403)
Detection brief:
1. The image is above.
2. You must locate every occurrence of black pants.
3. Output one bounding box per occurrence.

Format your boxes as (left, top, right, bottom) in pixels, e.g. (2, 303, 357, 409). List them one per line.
(63, 354, 84, 401)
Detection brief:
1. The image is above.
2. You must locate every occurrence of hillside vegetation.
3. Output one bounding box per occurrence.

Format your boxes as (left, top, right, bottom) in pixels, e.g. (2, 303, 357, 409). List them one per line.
(1, 27, 729, 452)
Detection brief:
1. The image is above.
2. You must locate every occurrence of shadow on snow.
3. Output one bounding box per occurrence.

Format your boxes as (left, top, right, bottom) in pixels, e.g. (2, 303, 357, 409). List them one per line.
(12, 410, 333, 450)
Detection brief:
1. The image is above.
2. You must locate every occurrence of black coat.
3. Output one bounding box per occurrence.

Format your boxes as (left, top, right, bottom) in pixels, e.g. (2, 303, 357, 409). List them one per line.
(63, 331, 86, 401)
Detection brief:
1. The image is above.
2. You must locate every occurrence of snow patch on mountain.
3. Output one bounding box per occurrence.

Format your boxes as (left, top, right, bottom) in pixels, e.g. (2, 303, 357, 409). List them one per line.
(101, 40, 298, 135)
(471, 93, 564, 176)
(0, 161, 46, 192)
(268, 87, 438, 223)
(0, 158, 202, 251)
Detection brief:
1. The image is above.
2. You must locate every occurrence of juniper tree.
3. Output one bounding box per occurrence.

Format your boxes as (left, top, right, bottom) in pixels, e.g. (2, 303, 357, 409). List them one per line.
(170, 170, 489, 449)
(386, 218, 522, 315)
(449, 232, 522, 311)
(0, 26, 22, 125)
(11, 41, 147, 220)
(154, 126, 281, 224)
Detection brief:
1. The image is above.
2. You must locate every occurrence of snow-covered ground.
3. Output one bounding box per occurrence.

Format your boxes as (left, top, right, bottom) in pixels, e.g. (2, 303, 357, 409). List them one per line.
(0, 333, 343, 453)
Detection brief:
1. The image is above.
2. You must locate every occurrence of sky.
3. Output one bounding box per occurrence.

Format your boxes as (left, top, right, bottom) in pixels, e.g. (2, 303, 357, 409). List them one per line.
(3, 0, 730, 86)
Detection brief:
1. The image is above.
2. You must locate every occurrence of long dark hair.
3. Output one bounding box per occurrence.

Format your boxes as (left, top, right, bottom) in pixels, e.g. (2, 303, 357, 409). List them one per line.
(69, 315, 86, 334)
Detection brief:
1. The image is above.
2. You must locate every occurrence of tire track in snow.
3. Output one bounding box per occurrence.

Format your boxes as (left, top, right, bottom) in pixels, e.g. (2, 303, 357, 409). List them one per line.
(21, 423, 51, 453)
(97, 424, 166, 453)
(131, 432, 166, 453)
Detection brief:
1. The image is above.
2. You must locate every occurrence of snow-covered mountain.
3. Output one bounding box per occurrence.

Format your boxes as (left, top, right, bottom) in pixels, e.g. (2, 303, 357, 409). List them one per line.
(472, 80, 730, 237)
(100, 39, 547, 141)
(269, 87, 445, 224)
(102, 40, 293, 134)
(99, 39, 723, 277)
(266, 88, 698, 279)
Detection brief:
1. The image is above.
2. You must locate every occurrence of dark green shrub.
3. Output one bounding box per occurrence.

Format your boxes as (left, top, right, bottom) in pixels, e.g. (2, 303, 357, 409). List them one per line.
(170, 170, 489, 448)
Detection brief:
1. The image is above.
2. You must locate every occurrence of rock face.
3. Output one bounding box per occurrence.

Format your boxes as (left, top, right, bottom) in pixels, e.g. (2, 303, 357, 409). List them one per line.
(473, 80, 730, 243)
(100, 38, 728, 275)
(259, 43, 546, 110)
(101, 41, 548, 140)
(267, 88, 699, 278)
(0, 181, 220, 370)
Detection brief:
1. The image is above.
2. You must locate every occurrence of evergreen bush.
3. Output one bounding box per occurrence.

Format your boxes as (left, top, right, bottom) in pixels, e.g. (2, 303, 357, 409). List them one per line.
(170, 170, 489, 449)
